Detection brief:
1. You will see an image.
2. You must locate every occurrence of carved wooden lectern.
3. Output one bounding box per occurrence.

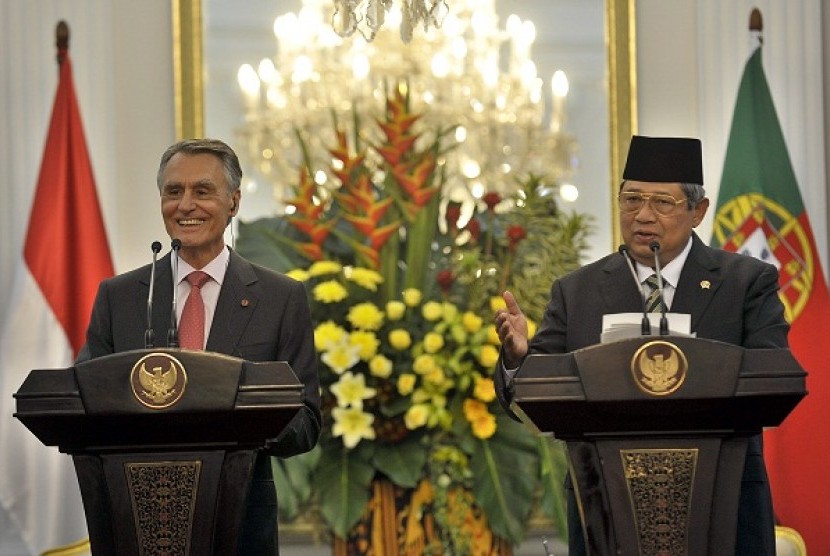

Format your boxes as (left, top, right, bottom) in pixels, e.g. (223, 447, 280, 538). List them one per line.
(510, 336, 806, 556)
(14, 349, 305, 555)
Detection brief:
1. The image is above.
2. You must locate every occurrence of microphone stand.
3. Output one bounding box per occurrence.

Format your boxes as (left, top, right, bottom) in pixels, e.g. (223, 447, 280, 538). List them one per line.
(144, 241, 162, 348)
(167, 239, 182, 347)
(619, 245, 651, 335)
(649, 241, 670, 335)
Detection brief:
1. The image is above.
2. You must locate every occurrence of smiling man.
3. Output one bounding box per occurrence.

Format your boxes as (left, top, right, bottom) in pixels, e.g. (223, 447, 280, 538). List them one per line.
(494, 135, 789, 555)
(77, 139, 321, 555)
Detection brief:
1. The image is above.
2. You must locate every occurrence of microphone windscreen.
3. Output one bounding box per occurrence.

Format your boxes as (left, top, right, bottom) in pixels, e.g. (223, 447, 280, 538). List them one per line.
(171, 238, 182, 250)
(151, 241, 162, 253)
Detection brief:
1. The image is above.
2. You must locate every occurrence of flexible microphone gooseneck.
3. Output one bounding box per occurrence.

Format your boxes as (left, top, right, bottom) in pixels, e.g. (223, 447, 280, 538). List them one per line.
(144, 241, 163, 348)
(619, 245, 651, 335)
(167, 239, 182, 348)
(648, 241, 670, 335)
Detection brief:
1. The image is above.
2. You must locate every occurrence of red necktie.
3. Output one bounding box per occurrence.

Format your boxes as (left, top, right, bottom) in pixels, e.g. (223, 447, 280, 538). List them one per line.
(179, 271, 210, 350)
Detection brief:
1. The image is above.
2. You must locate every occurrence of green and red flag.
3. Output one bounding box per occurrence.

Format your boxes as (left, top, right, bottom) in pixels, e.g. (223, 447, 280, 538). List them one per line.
(711, 46, 830, 552)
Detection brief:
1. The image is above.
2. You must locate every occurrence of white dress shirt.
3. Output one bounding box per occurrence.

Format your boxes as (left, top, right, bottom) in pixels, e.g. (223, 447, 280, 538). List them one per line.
(174, 246, 231, 348)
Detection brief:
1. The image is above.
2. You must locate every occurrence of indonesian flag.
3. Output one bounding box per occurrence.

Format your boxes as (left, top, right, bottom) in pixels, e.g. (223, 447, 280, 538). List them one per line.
(0, 35, 114, 554)
(711, 46, 830, 552)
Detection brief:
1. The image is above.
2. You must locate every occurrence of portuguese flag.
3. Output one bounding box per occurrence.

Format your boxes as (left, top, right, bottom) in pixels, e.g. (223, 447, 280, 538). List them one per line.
(711, 46, 830, 552)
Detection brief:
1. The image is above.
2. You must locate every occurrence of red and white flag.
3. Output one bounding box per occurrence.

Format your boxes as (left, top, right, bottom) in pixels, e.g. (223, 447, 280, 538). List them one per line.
(0, 27, 114, 554)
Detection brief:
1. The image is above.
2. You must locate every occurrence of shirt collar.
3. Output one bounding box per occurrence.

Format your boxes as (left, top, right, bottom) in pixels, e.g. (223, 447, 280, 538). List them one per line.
(176, 246, 230, 286)
(635, 236, 693, 288)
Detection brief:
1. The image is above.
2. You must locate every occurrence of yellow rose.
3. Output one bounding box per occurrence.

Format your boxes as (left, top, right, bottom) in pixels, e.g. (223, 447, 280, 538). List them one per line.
(314, 320, 347, 351)
(308, 260, 343, 277)
(402, 288, 422, 307)
(463, 398, 487, 420)
(404, 404, 430, 430)
(471, 412, 497, 439)
(346, 267, 383, 291)
(462, 311, 483, 333)
(388, 329, 412, 351)
(442, 302, 458, 322)
(397, 373, 417, 395)
(422, 301, 443, 321)
(425, 367, 446, 385)
(474, 376, 497, 402)
(286, 268, 309, 282)
(347, 302, 385, 331)
(485, 324, 501, 345)
(422, 332, 444, 354)
(313, 280, 348, 303)
(369, 354, 393, 378)
(349, 330, 379, 361)
(490, 295, 507, 312)
(413, 354, 436, 375)
(477, 344, 500, 368)
(385, 300, 406, 321)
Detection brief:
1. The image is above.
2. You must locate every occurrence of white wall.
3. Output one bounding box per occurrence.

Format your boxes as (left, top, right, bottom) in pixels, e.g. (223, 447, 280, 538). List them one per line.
(637, 0, 828, 277)
(0, 0, 173, 323)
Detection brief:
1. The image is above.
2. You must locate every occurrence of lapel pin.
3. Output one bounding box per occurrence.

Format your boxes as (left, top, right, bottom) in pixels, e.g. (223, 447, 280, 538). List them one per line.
(700, 280, 711, 290)
(241, 299, 250, 307)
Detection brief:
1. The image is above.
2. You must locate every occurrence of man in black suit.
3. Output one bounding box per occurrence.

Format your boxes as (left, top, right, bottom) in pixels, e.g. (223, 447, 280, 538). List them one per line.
(77, 138, 321, 555)
(494, 136, 787, 555)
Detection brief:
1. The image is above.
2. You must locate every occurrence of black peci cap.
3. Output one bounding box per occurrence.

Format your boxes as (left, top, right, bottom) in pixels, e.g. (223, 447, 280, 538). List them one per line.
(622, 135, 703, 184)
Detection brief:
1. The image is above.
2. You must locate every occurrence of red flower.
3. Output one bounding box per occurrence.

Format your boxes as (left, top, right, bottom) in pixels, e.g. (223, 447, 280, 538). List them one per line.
(465, 218, 481, 241)
(445, 203, 462, 231)
(507, 225, 527, 251)
(436, 269, 455, 293)
(482, 192, 502, 211)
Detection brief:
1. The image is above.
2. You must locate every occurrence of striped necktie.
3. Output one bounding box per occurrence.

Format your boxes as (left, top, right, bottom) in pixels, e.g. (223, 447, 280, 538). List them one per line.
(644, 274, 665, 313)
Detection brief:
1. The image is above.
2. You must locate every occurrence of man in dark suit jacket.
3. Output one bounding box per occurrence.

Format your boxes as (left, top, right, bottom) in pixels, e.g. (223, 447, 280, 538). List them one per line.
(495, 136, 788, 556)
(77, 138, 321, 555)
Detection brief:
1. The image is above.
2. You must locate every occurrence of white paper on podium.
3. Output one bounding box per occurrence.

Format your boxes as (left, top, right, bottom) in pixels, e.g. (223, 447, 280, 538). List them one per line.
(600, 313, 694, 343)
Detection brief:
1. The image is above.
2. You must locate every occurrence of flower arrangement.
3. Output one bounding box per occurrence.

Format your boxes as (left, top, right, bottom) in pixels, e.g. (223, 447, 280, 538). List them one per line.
(236, 85, 590, 552)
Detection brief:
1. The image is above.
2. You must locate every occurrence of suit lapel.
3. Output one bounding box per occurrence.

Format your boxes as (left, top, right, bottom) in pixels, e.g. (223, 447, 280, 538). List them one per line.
(671, 234, 722, 332)
(206, 251, 259, 355)
(600, 255, 645, 314)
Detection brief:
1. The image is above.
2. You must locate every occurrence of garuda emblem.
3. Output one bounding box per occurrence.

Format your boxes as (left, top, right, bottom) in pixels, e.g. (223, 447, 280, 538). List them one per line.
(130, 353, 187, 409)
(631, 341, 688, 396)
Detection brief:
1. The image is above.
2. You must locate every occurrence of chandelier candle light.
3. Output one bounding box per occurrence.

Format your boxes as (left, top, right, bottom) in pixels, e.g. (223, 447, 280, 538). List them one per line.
(236, 0, 578, 212)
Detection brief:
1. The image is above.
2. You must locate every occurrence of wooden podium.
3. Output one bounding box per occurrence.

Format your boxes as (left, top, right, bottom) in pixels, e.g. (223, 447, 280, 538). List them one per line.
(510, 336, 806, 556)
(14, 349, 306, 555)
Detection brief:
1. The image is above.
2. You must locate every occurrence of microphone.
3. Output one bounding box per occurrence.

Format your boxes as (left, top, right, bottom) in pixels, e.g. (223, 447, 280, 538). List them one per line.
(648, 241, 670, 335)
(618, 245, 651, 335)
(167, 239, 182, 347)
(144, 241, 162, 348)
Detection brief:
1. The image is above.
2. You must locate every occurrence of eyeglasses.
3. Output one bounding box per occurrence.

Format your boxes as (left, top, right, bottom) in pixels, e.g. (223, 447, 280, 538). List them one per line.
(618, 191, 688, 216)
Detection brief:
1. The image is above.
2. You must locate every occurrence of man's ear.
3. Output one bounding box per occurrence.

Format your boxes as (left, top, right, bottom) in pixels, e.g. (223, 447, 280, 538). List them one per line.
(692, 197, 709, 227)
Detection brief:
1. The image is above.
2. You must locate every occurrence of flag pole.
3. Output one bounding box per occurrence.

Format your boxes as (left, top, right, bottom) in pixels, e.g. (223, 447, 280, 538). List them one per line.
(749, 8, 763, 45)
(56, 21, 69, 65)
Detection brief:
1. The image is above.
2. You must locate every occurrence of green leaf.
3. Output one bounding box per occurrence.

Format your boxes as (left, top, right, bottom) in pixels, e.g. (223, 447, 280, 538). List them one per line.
(236, 218, 307, 272)
(538, 437, 569, 540)
(372, 438, 427, 488)
(271, 448, 321, 520)
(469, 415, 539, 544)
(314, 440, 376, 537)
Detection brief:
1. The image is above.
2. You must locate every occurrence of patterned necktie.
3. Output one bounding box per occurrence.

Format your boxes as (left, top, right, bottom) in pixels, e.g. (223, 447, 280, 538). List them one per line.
(179, 271, 210, 350)
(644, 274, 665, 313)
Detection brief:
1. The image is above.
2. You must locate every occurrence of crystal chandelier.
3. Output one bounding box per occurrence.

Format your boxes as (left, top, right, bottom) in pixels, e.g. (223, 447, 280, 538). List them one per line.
(332, 0, 450, 43)
(235, 0, 578, 210)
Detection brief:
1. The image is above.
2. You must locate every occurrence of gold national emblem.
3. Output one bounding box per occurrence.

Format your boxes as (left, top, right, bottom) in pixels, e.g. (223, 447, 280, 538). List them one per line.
(631, 341, 688, 396)
(130, 352, 188, 409)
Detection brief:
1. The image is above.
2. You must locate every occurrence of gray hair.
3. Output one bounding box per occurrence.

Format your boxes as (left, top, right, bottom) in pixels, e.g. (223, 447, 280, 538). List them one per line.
(156, 138, 243, 194)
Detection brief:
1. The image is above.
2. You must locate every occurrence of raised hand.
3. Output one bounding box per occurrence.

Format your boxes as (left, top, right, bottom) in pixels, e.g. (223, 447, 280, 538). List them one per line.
(494, 291, 529, 369)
